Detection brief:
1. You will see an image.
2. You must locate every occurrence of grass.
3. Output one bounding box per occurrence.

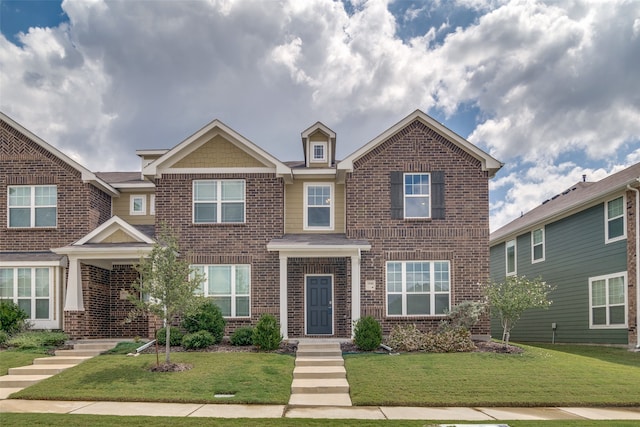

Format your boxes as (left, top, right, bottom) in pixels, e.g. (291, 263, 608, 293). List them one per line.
(11, 352, 294, 404)
(345, 342, 640, 406)
(0, 348, 50, 375)
(1, 414, 639, 427)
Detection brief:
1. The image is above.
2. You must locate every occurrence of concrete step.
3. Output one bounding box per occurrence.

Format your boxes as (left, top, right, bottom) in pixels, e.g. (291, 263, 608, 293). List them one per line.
(296, 343, 341, 358)
(0, 387, 25, 399)
(8, 364, 76, 376)
(291, 378, 350, 394)
(0, 374, 51, 388)
(33, 356, 92, 365)
(293, 366, 346, 379)
(73, 342, 118, 351)
(288, 392, 352, 406)
(54, 349, 104, 357)
(295, 356, 344, 367)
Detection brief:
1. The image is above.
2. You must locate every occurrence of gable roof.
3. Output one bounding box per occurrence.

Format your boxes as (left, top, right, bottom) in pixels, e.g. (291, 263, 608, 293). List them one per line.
(73, 216, 156, 245)
(142, 118, 291, 179)
(490, 162, 640, 245)
(337, 109, 503, 177)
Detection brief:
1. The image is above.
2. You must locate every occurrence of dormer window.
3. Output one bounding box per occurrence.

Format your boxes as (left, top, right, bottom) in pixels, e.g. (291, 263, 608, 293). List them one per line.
(312, 143, 326, 162)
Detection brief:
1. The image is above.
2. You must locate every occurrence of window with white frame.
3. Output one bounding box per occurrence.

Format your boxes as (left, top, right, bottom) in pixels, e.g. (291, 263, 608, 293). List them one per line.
(0, 267, 52, 320)
(532, 228, 545, 263)
(506, 239, 516, 275)
(605, 196, 625, 243)
(386, 261, 450, 316)
(589, 272, 627, 328)
(192, 265, 250, 317)
(404, 173, 430, 218)
(304, 183, 333, 230)
(193, 180, 245, 224)
(130, 195, 146, 215)
(312, 143, 326, 162)
(8, 185, 57, 228)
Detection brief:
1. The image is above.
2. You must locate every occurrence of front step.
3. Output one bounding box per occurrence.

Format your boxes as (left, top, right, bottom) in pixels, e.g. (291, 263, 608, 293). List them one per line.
(0, 374, 52, 388)
(288, 392, 352, 406)
(54, 349, 104, 357)
(296, 343, 341, 358)
(291, 378, 350, 394)
(295, 356, 344, 367)
(33, 356, 92, 365)
(72, 342, 119, 351)
(293, 365, 346, 379)
(8, 364, 76, 375)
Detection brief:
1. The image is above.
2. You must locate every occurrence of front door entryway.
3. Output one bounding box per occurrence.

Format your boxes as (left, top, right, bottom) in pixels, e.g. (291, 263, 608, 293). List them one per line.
(306, 275, 333, 335)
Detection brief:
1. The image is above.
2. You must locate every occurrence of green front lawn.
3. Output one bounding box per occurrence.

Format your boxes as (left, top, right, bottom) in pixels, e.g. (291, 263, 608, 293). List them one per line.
(346, 343, 640, 406)
(0, 349, 50, 375)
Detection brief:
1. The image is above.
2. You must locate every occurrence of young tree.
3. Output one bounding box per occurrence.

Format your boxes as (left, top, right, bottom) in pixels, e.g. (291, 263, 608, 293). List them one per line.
(128, 228, 204, 365)
(484, 275, 555, 347)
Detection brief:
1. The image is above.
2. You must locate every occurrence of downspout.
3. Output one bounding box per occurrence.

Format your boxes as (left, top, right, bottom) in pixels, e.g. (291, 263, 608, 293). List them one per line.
(626, 181, 640, 349)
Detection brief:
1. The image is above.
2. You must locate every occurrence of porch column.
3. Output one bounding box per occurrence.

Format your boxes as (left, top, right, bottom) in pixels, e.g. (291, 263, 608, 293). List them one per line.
(351, 253, 361, 338)
(279, 255, 288, 339)
(63, 256, 84, 311)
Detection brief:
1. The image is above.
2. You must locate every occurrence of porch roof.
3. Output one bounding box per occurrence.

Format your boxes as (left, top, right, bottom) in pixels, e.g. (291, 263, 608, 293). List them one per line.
(267, 234, 370, 257)
(0, 251, 67, 266)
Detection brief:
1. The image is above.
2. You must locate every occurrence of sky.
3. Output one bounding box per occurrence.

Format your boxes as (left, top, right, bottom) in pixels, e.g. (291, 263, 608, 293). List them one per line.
(1, 0, 639, 232)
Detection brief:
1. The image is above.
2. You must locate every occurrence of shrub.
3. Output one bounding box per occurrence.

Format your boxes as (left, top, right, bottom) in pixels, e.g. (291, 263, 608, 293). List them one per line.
(252, 314, 282, 351)
(0, 330, 8, 346)
(7, 331, 68, 349)
(422, 328, 476, 353)
(156, 326, 184, 346)
(353, 316, 382, 351)
(0, 300, 29, 335)
(182, 299, 226, 344)
(386, 324, 424, 352)
(439, 301, 486, 332)
(230, 326, 254, 346)
(182, 330, 215, 350)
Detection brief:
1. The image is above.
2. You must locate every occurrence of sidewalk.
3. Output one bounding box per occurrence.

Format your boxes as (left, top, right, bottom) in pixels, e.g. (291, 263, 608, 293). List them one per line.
(2, 399, 640, 420)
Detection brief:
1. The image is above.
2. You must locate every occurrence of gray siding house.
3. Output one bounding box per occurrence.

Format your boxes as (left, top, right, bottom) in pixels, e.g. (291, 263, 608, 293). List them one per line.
(490, 164, 640, 348)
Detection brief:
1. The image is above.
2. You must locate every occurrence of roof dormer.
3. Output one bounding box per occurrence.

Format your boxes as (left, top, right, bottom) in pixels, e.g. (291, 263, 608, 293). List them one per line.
(301, 122, 336, 168)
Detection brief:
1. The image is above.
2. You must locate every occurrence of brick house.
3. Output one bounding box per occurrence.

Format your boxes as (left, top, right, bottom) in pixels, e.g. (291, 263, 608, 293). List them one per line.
(0, 110, 502, 340)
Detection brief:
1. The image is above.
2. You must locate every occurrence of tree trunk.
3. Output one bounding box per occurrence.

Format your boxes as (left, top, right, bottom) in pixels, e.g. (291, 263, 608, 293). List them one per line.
(165, 325, 171, 364)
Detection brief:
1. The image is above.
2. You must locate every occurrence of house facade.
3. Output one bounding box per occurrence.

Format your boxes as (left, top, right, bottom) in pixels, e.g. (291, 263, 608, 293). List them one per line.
(489, 165, 640, 348)
(1, 110, 502, 340)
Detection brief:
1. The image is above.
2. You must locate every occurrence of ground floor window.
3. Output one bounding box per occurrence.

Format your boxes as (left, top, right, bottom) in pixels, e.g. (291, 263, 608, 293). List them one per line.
(0, 267, 52, 320)
(191, 264, 250, 317)
(386, 260, 450, 316)
(589, 272, 627, 328)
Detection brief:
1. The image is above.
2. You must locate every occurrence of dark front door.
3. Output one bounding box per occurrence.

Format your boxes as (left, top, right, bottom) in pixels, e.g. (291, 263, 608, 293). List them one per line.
(306, 275, 332, 335)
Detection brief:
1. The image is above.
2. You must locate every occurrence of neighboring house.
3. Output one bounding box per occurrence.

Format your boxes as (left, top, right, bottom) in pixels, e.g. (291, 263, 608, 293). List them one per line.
(1, 110, 502, 340)
(490, 165, 640, 349)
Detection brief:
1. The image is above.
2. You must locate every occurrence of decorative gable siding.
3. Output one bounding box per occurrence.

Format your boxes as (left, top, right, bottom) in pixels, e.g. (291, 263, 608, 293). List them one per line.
(172, 135, 265, 168)
(284, 180, 345, 233)
(112, 191, 155, 225)
(346, 119, 491, 335)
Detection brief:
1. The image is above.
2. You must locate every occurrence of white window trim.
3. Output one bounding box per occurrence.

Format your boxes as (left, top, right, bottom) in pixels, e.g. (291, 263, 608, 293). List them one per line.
(7, 185, 57, 228)
(304, 274, 335, 335)
(385, 260, 451, 317)
(130, 195, 147, 215)
(588, 271, 628, 329)
(531, 227, 545, 264)
(0, 267, 55, 327)
(506, 239, 517, 276)
(192, 264, 251, 318)
(605, 195, 626, 244)
(403, 172, 431, 219)
(150, 194, 155, 215)
(311, 142, 327, 162)
(303, 182, 334, 231)
(192, 180, 246, 224)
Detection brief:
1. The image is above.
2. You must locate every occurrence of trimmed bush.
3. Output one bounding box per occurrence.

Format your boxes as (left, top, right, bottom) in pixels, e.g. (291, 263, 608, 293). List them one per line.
(252, 314, 282, 351)
(386, 324, 423, 352)
(439, 301, 486, 332)
(156, 326, 184, 346)
(182, 330, 215, 350)
(422, 328, 476, 353)
(353, 316, 382, 351)
(0, 330, 8, 346)
(182, 299, 226, 344)
(230, 326, 254, 346)
(7, 331, 68, 349)
(0, 300, 28, 335)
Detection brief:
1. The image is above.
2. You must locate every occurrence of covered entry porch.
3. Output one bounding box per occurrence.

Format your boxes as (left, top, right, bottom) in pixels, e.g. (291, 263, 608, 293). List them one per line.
(267, 234, 370, 339)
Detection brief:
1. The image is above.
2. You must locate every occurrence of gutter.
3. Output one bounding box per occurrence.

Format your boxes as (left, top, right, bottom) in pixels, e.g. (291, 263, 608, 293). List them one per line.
(626, 180, 640, 349)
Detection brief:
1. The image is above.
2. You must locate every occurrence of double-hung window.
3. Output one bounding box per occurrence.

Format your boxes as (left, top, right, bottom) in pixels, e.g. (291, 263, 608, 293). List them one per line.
(390, 171, 444, 220)
(0, 267, 52, 320)
(531, 228, 545, 263)
(605, 196, 625, 243)
(304, 182, 333, 230)
(193, 180, 245, 223)
(589, 272, 627, 328)
(404, 173, 430, 218)
(505, 239, 516, 276)
(130, 195, 146, 215)
(386, 260, 450, 316)
(192, 265, 250, 317)
(8, 185, 57, 228)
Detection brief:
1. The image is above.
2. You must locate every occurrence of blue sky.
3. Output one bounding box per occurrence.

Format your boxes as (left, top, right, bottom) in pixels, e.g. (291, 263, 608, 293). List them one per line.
(1, 0, 639, 231)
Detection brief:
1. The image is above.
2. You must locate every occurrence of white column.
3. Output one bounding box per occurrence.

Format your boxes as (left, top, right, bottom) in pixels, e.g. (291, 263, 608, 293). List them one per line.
(63, 257, 84, 311)
(279, 255, 288, 339)
(351, 253, 361, 338)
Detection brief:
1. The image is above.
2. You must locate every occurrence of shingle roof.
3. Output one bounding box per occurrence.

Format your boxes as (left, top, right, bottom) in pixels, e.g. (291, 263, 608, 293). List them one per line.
(95, 172, 144, 184)
(490, 162, 640, 244)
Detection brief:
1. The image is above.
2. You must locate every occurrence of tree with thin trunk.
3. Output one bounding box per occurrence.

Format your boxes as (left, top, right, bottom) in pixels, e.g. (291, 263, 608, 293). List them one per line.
(484, 275, 555, 347)
(128, 228, 204, 365)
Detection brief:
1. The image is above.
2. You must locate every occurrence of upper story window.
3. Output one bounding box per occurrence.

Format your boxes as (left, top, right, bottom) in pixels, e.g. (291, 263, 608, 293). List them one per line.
(404, 173, 430, 218)
(589, 272, 627, 328)
(391, 171, 445, 220)
(532, 228, 545, 263)
(304, 182, 333, 230)
(130, 195, 146, 215)
(386, 260, 450, 316)
(312, 143, 326, 162)
(192, 264, 250, 317)
(605, 196, 625, 243)
(506, 239, 516, 276)
(193, 180, 245, 224)
(8, 185, 57, 228)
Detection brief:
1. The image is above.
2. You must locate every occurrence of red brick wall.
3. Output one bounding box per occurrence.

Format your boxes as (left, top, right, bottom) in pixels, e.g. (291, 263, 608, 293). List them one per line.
(347, 120, 491, 336)
(110, 265, 150, 338)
